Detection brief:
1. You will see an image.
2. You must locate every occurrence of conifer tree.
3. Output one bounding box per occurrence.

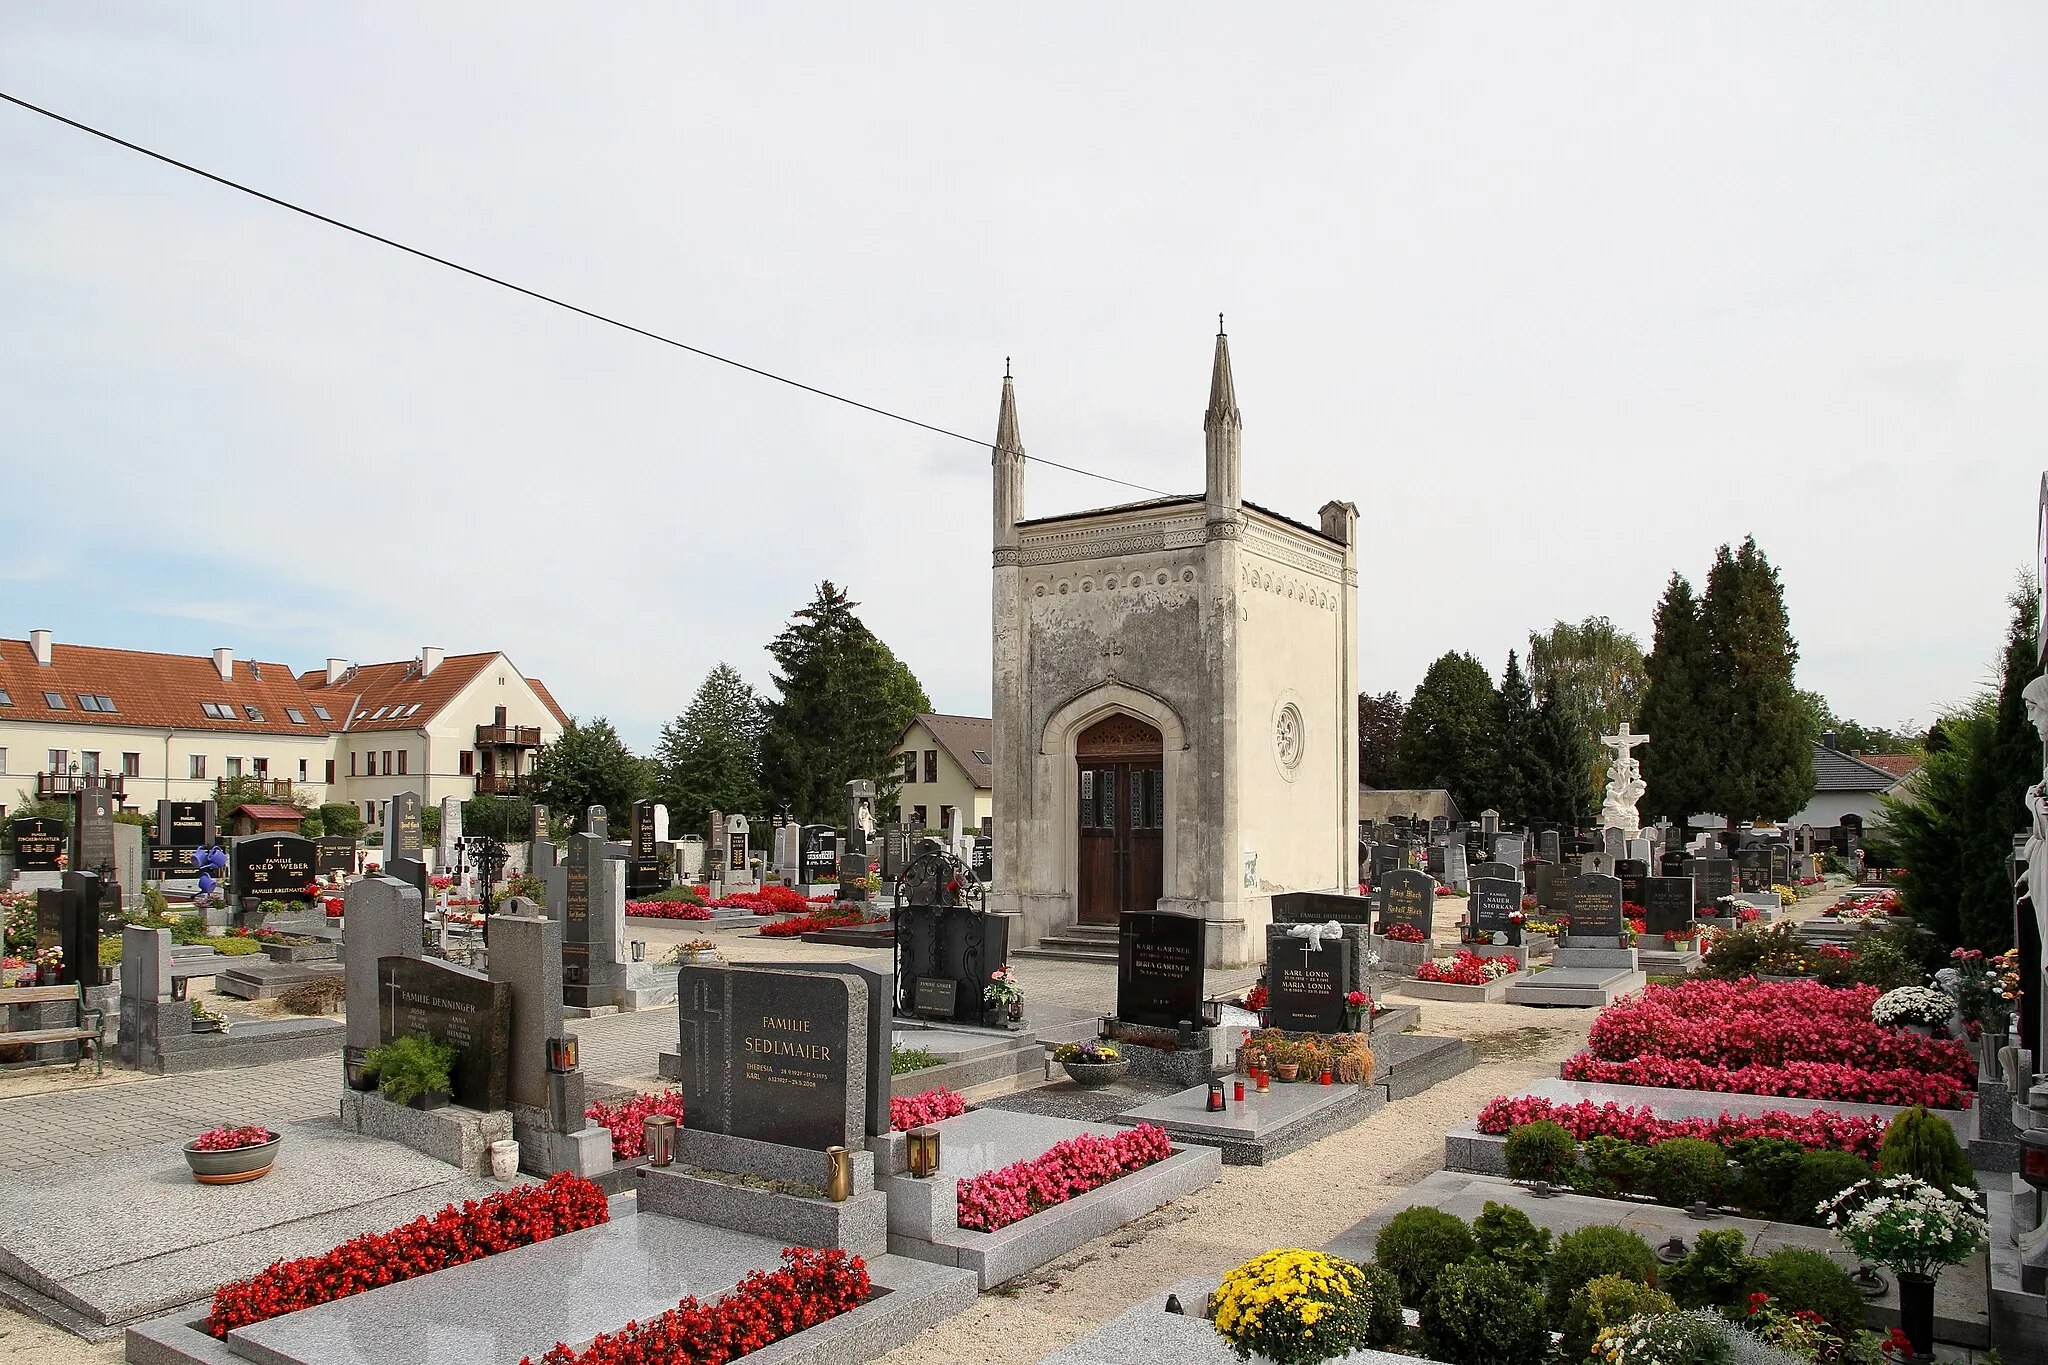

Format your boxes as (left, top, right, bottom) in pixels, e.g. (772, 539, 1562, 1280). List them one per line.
(1488, 651, 1540, 824)
(654, 663, 766, 832)
(1639, 573, 1713, 824)
(1396, 652, 1497, 816)
(1525, 691, 1594, 823)
(758, 582, 931, 822)
(1698, 537, 1813, 824)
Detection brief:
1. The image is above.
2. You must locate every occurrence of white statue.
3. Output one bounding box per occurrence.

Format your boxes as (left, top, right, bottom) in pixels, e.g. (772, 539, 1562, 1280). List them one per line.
(1598, 722, 1651, 837)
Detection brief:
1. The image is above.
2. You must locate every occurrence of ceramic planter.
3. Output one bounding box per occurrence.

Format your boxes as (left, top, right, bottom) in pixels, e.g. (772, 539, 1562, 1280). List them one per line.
(1275, 1063, 1300, 1082)
(1061, 1060, 1129, 1088)
(183, 1133, 280, 1185)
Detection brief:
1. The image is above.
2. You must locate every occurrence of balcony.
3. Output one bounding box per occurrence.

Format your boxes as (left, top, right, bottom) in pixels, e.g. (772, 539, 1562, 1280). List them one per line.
(219, 777, 294, 800)
(36, 772, 125, 799)
(473, 773, 528, 796)
(476, 723, 542, 748)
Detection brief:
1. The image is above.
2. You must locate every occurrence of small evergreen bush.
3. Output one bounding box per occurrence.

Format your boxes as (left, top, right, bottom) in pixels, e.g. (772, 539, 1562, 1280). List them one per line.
(1784, 1150, 1874, 1227)
(1725, 1137, 1807, 1219)
(1753, 1246, 1864, 1339)
(364, 1034, 456, 1106)
(1545, 1225, 1659, 1325)
(1877, 1106, 1976, 1198)
(1582, 1135, 1654, 1196)
(1504, 1119, 1579, 1183)
(1560, 1273, 1678, 1361)
(1373, 1206, 1474, 1307)
(1470, 1200, 1551, 1278)
(1419, 1260, 1549, 1365)
(1664, 1228, 1756, 1310)
(1648, 1136, 1726, 1208)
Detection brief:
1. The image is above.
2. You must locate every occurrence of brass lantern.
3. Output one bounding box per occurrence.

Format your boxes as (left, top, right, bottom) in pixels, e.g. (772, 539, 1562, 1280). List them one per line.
(642, 1114, 677, 1167)
(907, 1125, 942, 1178)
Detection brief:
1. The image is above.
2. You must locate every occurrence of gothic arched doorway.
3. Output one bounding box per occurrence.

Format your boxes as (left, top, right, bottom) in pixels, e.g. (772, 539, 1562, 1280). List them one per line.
(1076, 713, 1164, 923)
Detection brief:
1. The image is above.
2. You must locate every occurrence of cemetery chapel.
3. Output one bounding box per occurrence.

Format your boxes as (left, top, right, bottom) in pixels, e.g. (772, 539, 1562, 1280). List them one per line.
(988, 324, 1359, 966)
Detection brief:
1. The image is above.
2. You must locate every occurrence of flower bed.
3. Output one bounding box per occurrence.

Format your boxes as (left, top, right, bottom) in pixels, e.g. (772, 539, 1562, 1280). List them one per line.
(1474, 1095, 1890, 1161)
(206, 1173, 609, 1336)
(523, 1248, 870, 1365)
(1379, 923, 1424, 943)
(956, 1124, 1172, 1232)
(891, 1087, 967, 1131)
(758, 909, 867, 938)
(624, 900, 714, 921)
(1563, 978, 1974, 1109)
(1415, 951, 1518, 986)
(586, 1090, 688, 1159)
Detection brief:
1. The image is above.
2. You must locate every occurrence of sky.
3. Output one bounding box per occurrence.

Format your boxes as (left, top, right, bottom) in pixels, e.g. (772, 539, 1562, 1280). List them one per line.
(2, 4, 2044, 751)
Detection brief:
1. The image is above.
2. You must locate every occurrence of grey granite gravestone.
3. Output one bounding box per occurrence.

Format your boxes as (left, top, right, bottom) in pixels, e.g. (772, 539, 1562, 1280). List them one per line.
(488, 904, 612, 1177)
(1566, 872, 1625, 938)
(112, 822, 142, 910)
(343, 876, 425, 1067)
(768, 959, 893, 1138)
(1469, 861, 1516, 883)
(1538, 829, 1561, 863)
(1530, 861, 1566, 912)
(377, 956, 512, 1111)
(586, 805, 608, 840)
(674, 963, 866, 1150)
(77, 785, 116, 879)
(1440, 842, 1468, 890)
(1602, 827, 1626, 859)
(1494, 836, 1525, 866)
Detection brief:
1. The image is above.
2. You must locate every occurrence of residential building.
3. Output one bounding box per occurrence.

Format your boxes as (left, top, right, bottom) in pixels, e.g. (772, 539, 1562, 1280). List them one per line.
(1785, 733, 1912, 837)
(890, 714, 993, 837)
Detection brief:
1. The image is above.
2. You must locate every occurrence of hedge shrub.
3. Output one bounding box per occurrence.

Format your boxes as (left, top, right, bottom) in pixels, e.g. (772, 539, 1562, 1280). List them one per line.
(1373, 1206, 1474, 1307)
(1504, 1119, 1579, 1184)
(1545, 1225, 1658, 1325)
(1419, 1260, 1549, 1365)
(1559, 1273, 1678, 1362)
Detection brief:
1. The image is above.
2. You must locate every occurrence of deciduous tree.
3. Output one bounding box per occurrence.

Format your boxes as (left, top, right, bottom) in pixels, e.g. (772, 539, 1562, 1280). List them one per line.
(528, 718, 647, 830)
(1358, 691, 1406, 790)
(1397, 652, 1497, 816)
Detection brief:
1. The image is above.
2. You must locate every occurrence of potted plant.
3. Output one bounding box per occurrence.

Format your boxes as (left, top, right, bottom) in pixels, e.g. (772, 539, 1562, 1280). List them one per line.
(1821, 1175, 1986, 1360)
(363, 1034, 457, 1110)
(1054, 1040, 1128, 1087)
(1872, 986, 1957, 1038)
(190, 998, 227, 1033)
(183, 1124, 281, 1184)
(1212, 1248, 1399, 1363)
(34, 945, 63, 986)
(1344, 991, 1370, 1033)
(1269, 1040, 1301, 1083)
(983, 965, 1023, 1028)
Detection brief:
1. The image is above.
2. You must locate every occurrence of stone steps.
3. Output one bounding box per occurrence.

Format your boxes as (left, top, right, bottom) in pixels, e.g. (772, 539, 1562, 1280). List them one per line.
(1012, 925, 1119, 964)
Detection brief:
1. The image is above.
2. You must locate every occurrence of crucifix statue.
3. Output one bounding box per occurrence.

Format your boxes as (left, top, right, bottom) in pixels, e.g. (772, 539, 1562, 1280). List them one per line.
(1598, 722, 1651, 838)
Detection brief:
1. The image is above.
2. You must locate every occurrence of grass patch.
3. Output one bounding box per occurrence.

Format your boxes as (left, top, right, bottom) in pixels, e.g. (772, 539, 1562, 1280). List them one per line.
(210, 936, 266, 956)
(891, 1046, 945, 1075)
(1467, 1027, 1568, 1060)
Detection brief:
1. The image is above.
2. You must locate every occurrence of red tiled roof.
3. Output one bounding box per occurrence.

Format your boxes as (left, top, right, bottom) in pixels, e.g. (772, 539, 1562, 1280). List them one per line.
(235, 804, 307, 822)
(1854, 753, 1922, 780)
(526, 677, 573, 729)
(0, 638, 332, 737)
(298, 653, 572, 732)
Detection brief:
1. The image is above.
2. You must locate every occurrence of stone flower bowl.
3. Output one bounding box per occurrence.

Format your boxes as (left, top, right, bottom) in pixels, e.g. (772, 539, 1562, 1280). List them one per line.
(1060, 1059, 1130, 1088)
(183, 1132, 281, 1185)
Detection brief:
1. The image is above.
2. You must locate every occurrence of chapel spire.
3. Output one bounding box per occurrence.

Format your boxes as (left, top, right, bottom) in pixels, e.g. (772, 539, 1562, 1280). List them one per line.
(993, 362, 1025, 550)
(1204, 316, 1242, 520)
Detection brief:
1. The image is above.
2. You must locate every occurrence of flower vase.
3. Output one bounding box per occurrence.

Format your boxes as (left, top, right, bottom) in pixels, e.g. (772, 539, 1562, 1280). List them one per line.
(1344, 1010, 1366, 1034)
(1897, 1271, 1936, 1359)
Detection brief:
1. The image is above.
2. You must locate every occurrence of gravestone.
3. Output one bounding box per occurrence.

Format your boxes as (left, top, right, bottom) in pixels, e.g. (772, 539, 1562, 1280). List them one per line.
(1117, 911, 1206, 1029)
(1659, 851, 1687, 877)
(970, 836, 993, 883)
(769, 959, 893, 1138)
(586, 805, 608, 840)
(1769, 843, 1793, 883)
(78, 787, 116, 878)
(148, 842, 199, 879)
(895, 883, 1010, 1025)
(1440, 842, 1468, 889)
(383, 791, 423, 866)
(1376, 868, 1437, 938)
(1738, 848, 1771, 894)
(12, 817, 64, 872)
(112, 822, 142, 910)
(674, 963, 866, 1150)
(1480, 810, 1500, 837)
(1469, 877, 1522, 940)
(1530, 861, 1567, 913)
(1567, 872, 1625, 938)
(801, 825, 837, 885)
(629, 800, 661, 896)
(1538, 829, 1561, 864)
(486, 908, 561, 1108)
(1642, 876, 1697, 939)
(158, 800, 216, 850)
(1270, 890, 1374, 926)
(1494, 836, 1525, 866)
(653, 804, 670, 845)
(1265, 936, 1352, 1033)
(1692, 857, 1734, 909)
(438, 796, 464, 870)
(562, 832, 595, 996)
(377, 955, 512, 1112)
(1616, 858, 1649, 913)
(315, 836, 356, 876)
(1469, 861, 1516, 883)
(530, 804, 550, 842)
(388, 857, 429, 915)
(1602, 827, 1626, 859)
(232, 834, 318, 900)
(1370, 844, 1406, 884)
(342, 876, 426, 1080)
(58, 871, 104, 983)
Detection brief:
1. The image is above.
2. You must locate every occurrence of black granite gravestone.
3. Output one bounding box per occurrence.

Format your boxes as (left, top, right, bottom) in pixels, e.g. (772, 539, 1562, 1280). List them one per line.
(12, 818, 64, 871)
(376, 955, 512, 1111)
(1376, 869, 1437, 938)
(629, 800, 662, 895)
(1469, 861, 1516, 882)
(1469, 877, 1521, 940)
(1691, 857, 1734, 908)
(562, 832, 595, 995)
(1642, 876, 1697, 938)
(77, 788, 116, 879)
(232, 835, 318, 899)
(1117, 910, 1206, 1029)
(1271, 890, 1373, 926)
(1738, 848, 1771, 894)
(159, 800, 214, 849)
(895, 902, 1009, 1024)
(315, 836, 356, 876)
(1530, 861, 1566, 912)
(1267, 937, 1351, 1033)
(675, 963, 864, 1150)
(1567, 872, 1625, 937)
(1616, 859, 1649, 913)
(1538, 830, 1562, 863)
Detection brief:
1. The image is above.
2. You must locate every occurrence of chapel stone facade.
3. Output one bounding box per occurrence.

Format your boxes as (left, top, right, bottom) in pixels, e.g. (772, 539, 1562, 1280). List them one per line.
(988, 327, 1359, 966)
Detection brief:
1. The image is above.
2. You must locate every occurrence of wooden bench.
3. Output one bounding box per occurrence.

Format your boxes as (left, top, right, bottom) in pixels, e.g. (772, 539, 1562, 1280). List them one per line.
(0, 982, 105, 1075)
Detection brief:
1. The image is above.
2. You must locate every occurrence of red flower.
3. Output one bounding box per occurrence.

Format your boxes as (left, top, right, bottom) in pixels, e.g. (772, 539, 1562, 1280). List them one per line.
(191, 1125, 274, 1151)
(1473, 1094, 1889, 1160)
(624, 900, 714, 921)
(1243, 984, 1268, 1012)
(585, 1090, 687, 1160)
(1380, 923, 1425, 943)
(890, 1087, 967, 1131)
(956, 1125, 1172, 1231)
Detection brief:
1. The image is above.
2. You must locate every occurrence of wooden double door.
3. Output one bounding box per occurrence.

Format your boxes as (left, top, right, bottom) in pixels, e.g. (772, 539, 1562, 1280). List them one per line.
(1076, 714, 1164, 925)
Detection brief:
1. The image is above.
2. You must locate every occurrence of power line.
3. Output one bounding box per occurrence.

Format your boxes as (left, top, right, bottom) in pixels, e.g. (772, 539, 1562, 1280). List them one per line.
(0, 89, 1173, 498)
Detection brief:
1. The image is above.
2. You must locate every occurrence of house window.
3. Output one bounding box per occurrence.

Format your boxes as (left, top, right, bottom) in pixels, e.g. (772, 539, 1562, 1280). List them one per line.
(244, 705, 264, 721)
(312, 705, 332, 722)
(940, 805, 955, 831)
(364, 801, 375, 823)
(47, 749, 66, 772)
(324, 759, 335, 784)
(981, 815, 992, 837)
(971, 749, 990, 765)
(226, 757, 243, 779)
(122, 752, 140, 778)
(902, 752, 916, 783)
(0, 749, 7, 774)
(77, 694, 117, 712)
(397, 750, 407, 775)
(286, 708, 306, 724)
(924, 750, 938, 783)
(189, 755, 207, 779)
(0, 686, 12, 705)
(201, 701, 234, 719)
(382, 751, 393, 776)
(252, 758, 269, 778)
(79, 752, 100, 777)
(911, 805, 927, 830)
(44, 692, 65, 709)
(459, 751, 474, 776)
(349, 752, 358, 777)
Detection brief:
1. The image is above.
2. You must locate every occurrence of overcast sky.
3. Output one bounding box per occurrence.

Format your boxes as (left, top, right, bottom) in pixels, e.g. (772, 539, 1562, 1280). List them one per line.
(4, 5, 2043, 750)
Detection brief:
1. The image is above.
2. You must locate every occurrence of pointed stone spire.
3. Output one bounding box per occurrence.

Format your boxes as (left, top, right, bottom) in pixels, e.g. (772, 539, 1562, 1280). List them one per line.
(1204, 316, 1242, 521)
(993, 361, 1025, 551)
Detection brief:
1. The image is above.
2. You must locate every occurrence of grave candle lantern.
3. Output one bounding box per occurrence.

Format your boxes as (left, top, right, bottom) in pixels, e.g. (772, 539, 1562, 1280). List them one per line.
(642, 1114, 677, 1167)
(1255, 1069, 1270, 1094)
(1233, 1080, 1245, 1103)
(630, 940, 645, 963)
(547, 1036, 579, 1073)
(907, 1125, 942, 1178)
(1206, 1081, 1225, 1112)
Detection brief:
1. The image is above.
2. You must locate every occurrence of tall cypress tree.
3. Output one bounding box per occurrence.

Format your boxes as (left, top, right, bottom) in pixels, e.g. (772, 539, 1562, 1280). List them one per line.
(1699, 537, 1813, 824)
(1526, 691, 1593, 823)
(1396, 651, 1497, 817)
(1639, 573, 1713, 824)
(1488, 651, 1540, 824)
